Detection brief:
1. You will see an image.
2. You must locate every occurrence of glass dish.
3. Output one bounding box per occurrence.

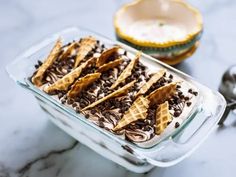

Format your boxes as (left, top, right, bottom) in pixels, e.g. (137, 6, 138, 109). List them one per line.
(6, 27, 226, 173)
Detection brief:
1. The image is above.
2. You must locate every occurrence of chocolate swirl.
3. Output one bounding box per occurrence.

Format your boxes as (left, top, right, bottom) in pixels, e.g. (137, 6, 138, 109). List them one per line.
(125, 128, 153, 142)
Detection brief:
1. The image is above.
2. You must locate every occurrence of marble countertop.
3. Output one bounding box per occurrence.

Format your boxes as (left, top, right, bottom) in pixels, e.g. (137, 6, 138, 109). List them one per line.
(0, 0, 235, 177)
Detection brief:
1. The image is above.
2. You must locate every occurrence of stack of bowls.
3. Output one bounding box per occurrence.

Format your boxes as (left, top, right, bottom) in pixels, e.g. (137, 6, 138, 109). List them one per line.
(114, 0, 203, 65)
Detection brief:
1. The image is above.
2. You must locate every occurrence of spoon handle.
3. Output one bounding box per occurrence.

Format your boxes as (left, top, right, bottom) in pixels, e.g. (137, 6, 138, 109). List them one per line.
(218, 101, 236, 125)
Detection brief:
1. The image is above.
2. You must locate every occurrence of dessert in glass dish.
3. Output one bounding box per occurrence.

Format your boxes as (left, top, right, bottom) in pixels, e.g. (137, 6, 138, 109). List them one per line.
(7, 27, 225, 173)
(30, 36, 199, 148)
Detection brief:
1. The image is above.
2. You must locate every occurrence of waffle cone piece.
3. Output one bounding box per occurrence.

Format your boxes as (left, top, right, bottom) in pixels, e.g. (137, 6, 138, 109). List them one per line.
(97, 58, 123, 73)
(32, 38, 62, 86)
(96, 46, 120, 67)
(113, 96, 150, 131)
(111, 52, 141, 89)
(147, 82, 177, 106)
(67, 73, 101, 98)
(74, 36, 97, 68)
(82, 80, 136, 111)
(136, 69, 166, 97)
(44, 57, 97, 93)
(155, 101, 172, 135)
(59, 42, 79, 60)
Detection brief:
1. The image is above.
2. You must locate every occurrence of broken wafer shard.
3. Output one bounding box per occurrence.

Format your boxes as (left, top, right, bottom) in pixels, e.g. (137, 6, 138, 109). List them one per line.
(111, 52, 141, 89)
(113, 96, 150, 131)
(67, 73, 101, 98)
(44, 57, 97, 93)
(97, 58, 124, 73)
(32, 38, 62, 86)
(155, 101, 172, 135)
(82, 80, 136, 111)
(59, 42, 79, 60)
(147, 82, 177, 106)
(96, 46, 120, 67)
(136, 69, 166, 97)
(74, 36, 97, 68)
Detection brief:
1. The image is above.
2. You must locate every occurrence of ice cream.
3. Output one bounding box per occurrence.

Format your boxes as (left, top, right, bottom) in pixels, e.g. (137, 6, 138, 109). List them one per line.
(30, 36, 199, 147)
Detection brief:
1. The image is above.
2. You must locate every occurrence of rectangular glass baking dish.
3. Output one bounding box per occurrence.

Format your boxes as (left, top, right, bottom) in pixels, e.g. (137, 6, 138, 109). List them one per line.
(6, 27, 226, 173)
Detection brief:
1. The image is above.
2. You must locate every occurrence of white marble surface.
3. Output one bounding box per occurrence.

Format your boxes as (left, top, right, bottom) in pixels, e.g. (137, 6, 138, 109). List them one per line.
(1, 0, 236, 176)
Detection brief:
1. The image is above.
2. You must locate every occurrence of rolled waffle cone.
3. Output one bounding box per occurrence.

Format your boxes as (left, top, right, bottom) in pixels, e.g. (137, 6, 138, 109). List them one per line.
(147, 82, 177, 106)
(74, 36, 97, 68)
(113, 96, 150, 131)
(82, 80, 136, 111)
(67, 73, 101, 98)
(136, 69, 166, 97)
(97, 58, 123, 73)
(155, 101, 172, 135)
(111, 52, 141, 89)
(44, 57, 97, 93)
(32, 38, 62, 86)
(59, 42, 79, 60)
(96, 46, 120, 67)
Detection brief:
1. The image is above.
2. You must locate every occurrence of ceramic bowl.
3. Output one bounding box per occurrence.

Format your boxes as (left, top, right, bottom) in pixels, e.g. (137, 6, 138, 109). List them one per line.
(114, 0, 203, 65)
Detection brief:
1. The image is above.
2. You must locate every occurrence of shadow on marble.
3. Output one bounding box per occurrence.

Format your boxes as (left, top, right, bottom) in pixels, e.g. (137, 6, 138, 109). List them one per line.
(173, 61, 192, 76)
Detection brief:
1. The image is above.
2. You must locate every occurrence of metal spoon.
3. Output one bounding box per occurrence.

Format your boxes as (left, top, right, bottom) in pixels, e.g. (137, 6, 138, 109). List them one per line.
(218, 65, 236, 124)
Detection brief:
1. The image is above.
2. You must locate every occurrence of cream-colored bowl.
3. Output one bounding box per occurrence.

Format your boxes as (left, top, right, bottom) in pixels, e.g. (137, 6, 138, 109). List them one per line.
(114, 0, 203, 64)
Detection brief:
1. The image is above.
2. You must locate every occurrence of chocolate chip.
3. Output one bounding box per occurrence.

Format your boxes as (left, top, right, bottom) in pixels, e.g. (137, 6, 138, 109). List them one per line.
(177, 85, 181, 89)
(61, 99, 66, 104)
(67, 98, 74, 105)
(99, 122, 105, 128)
(192, 91, 198, 96)
(174, 110, 181, 117)
(72, 103, 77, 108)
(185, 96, 190, 101)
(91, 109, 96, 114)
(85, 114, 89, 118)
(175, 122, 180, 128)
(80, 102, 85, 108)
(75, 107, 80, 113)
(38, 60, 43, 65)
(180, 94, 185, 99)
(99, 117, 105, 122)
(169, 74, 173, 79)
(186, 102, 192, 107)
(58, 93, 63, 99)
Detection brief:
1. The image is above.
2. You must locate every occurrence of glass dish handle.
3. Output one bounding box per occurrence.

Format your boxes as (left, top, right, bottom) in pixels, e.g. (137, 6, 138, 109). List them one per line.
(139, 91, 226, 167)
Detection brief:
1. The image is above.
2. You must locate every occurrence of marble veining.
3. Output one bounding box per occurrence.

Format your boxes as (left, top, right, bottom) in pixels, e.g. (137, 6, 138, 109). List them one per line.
(0, 0, 236, 177)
